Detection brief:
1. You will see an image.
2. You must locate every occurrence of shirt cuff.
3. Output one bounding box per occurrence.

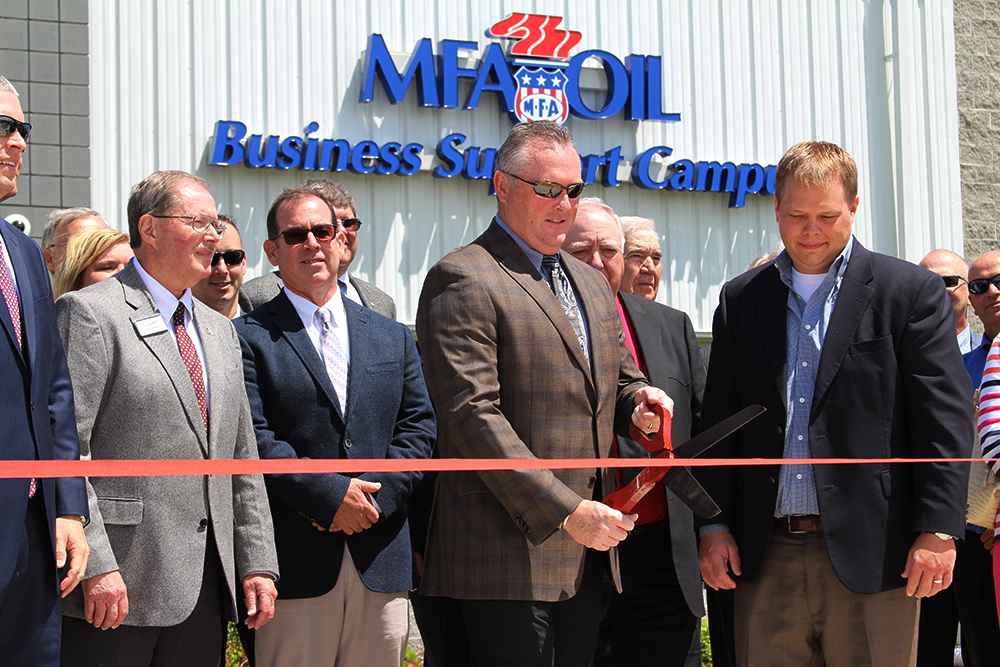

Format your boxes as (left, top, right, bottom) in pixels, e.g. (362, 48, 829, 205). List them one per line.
(699, 524, 730, 539)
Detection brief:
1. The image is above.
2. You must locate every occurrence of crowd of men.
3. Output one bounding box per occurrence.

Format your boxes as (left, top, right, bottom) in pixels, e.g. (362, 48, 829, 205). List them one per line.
(0, 68, 997, 667)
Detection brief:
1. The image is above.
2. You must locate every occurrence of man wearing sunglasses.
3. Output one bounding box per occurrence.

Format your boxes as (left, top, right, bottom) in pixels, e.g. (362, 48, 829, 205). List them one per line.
(236, 188, 435, 667)
(192, 214, 247, 319)
(56, 171, 278, 666)
(416, 122, 672, 667)
(239, 179, 395, 320)
(919, 249, 980, 354)
(0, 75, 89, 666)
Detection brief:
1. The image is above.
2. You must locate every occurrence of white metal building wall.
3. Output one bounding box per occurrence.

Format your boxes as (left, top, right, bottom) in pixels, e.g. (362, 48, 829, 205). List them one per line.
(89, 0, 960, 331)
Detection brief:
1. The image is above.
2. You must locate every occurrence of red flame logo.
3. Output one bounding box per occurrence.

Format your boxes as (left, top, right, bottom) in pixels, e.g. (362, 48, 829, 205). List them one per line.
(488, 13, 582, 60)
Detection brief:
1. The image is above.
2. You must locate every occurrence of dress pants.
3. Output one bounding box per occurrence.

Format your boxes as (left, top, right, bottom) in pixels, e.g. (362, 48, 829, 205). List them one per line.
(61, 543, 228, 667)
(0, 492, 62, 666)
(460, 548, 606, 667)
(590, 520, 700, 667)
(254, 545, 409, 667)
(735, 529, 918, 667)
(952, 528, 1000, 667)
(410, 591, 470, 667)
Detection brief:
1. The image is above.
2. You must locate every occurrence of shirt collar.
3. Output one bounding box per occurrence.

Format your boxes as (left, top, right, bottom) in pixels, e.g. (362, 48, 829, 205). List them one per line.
(775, 235, 854, 289)
(284, 285, 347, 328)
(495, 214, 546, 274)
(132, 257, 194, 322)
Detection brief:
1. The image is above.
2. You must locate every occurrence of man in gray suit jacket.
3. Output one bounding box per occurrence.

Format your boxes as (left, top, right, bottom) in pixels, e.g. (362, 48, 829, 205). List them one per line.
(240, 179, 396, 319)
(56, 171, 279, 667)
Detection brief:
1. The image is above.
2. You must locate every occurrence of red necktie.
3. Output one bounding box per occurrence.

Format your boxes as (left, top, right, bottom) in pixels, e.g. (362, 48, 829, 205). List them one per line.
(172, 303, 208, 431)
(0, 236, 34, 497)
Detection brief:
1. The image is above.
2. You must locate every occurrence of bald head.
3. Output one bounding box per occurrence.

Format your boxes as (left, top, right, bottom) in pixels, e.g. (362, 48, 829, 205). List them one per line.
(919, 249, 970, 335)
(970, 251, 1000, 340)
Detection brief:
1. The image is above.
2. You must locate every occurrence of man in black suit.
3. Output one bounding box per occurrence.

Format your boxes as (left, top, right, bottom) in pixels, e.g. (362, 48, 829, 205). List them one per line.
(239, 179, 395, 319)
(0, 74, 89, 665)
(236, 188, 436, 666)
(697, 141, 973, 666)
(562, 197, 705, 667)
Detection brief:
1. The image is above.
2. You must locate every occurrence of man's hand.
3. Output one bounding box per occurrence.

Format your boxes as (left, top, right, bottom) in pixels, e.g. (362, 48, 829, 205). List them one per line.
(902, 532, 957, 598)
(328, 478, 381, 535)
(632, 386, 674, 434)
(243, 575, 278, 629)
(82, 570, 129, 630)
(699, 530, 742, 590)
(983, 527, 994, 554)
(55, 515, 89, 597)
(563, 500, 636, 551)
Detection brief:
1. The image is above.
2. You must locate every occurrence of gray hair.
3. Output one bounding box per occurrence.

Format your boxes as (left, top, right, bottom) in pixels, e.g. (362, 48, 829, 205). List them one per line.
(494, 121, 575, 177)
(127, 171, 211, 248)
(299, 179, 357, 218)
(0, 76, 18, 95)
(42, 207, 104, 250)
(578, 196, 624, 249)
(621, 216, 656, 242)
(748, 248, 783, 270)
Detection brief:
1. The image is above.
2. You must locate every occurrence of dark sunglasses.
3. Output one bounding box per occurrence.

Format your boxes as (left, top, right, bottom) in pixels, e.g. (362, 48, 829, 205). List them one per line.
(211, 249, 245, 266)
(339, 217, 363, 231)
(941, 275, 966, 289)
(273, 224, 337, 246)
(968, 273, 1000, 295)
(0, 115, 30, 142)
(505, 172, 586, 199)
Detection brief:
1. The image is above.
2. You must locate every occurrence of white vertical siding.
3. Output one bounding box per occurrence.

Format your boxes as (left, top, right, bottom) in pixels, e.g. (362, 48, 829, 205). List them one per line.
(89, 0, 962, 331)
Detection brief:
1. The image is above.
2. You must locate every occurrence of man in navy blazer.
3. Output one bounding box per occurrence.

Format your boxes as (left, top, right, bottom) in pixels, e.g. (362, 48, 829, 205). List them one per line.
(697, 141, 973, 666)
(236, 188, 436, 667)
(0, 75, 89, 665)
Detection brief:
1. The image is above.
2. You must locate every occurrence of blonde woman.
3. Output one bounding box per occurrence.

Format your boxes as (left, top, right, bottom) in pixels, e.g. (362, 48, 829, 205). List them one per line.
(52, 228, 132, 299)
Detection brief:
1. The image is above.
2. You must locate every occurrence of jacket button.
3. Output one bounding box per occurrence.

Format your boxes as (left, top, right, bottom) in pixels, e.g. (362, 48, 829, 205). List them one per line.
(199, 518, 209, 528)
(775, 426, 783, 435)
(768, 476, 776, 485)
(30, 401, 35, 411)
(345, 439, 353, 449)
(588, 476, 597, 489)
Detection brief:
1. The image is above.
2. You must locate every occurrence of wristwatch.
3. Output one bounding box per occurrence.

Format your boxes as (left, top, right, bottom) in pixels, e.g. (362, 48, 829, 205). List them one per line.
(932, 532, 957, 541)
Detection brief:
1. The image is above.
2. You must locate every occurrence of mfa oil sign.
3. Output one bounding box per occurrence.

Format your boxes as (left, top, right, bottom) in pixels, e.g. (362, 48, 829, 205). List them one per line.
(209, 13, 776, 207)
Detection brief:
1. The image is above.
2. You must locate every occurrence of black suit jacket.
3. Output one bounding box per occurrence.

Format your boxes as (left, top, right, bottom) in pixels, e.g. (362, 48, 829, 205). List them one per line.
(0, 220, 87, 608)
(697, 240, 973, 594)
(235, 292, 436, 598)
(618, 292, 705, 616)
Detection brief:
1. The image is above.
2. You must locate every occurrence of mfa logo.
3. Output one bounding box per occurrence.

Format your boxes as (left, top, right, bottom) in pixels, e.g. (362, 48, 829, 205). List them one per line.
(488, 13, 579, 125)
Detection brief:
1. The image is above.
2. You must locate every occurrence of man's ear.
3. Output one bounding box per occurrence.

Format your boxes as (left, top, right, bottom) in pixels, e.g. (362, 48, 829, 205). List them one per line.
(494, 170, 510, 205)
(136, 214, 158, 248)
(263, 239, 279, 267)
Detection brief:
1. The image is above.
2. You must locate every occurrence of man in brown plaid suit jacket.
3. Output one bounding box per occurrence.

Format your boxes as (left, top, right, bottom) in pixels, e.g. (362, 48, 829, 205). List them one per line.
(415, 121, 673, 667)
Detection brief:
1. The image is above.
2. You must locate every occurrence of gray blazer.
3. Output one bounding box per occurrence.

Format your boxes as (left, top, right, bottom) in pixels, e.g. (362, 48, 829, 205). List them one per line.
(55, 262, 278, 627)
(240, 271, 396, 320)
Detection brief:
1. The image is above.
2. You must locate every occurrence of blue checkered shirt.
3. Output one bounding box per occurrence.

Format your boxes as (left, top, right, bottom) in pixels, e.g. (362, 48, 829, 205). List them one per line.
(773, 237, 853, 517)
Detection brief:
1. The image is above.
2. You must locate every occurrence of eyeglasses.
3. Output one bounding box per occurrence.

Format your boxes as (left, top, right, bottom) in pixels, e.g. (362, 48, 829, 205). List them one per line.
(339, 218, 363, 231)
(941, 275, 967, 289)
(211, 249, 245, 266)
(153, 214, 226, 236)
(504, 172, 586, 199)
(968, 273, 1000, 295)
(0, 115, 31, 142)
(273, 224, 338, 246)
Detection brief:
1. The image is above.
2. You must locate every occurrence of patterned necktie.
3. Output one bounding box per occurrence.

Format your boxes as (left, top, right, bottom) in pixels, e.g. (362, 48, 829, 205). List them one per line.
(172, 303, 208, 431)
(1, 237, 34, 497)
(315, 308, 349, 413)
(542, 254, 589, 363)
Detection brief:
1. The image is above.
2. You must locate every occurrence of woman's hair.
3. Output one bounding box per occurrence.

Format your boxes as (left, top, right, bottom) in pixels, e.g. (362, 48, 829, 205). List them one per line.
(53, 228, 131, 299)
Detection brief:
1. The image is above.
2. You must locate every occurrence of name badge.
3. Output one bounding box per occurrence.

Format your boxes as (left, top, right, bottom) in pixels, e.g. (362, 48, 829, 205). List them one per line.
(134, 315, 168, 337)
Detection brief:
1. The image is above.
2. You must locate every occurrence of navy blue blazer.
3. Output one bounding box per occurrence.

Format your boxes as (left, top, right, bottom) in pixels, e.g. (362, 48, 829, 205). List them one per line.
(0, 219, 87, 605)
(697, 240, 973, 594)
(235, 291, 436, 599)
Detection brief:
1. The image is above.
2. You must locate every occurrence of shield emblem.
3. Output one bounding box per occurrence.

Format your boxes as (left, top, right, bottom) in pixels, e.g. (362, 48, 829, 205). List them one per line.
(513, 65, 570, 125)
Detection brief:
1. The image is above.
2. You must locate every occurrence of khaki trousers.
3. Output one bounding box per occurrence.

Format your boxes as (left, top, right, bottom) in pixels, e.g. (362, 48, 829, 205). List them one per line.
(734, 529, 919, 667)
(255, 545, 409, 667)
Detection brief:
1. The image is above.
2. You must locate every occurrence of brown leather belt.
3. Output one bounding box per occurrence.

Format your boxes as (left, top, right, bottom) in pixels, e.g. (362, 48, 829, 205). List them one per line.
(773, 515, 823, 533)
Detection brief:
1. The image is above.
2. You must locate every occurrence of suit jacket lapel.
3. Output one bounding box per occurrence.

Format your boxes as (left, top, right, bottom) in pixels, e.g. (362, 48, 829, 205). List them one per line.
(483, 221, 594, 388)
(120, 264, 209, 456)
(267, 292, 345, 421)
(812, 242, 874, 413)
(754, 266, 789, 409)
(0, 224, 28, 367)
(342, 298, 370, 420)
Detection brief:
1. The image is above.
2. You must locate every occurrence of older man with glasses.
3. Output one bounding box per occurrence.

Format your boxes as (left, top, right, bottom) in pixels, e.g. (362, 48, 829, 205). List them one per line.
(56, 170, 278, 667)
(919, 249, 980, 354)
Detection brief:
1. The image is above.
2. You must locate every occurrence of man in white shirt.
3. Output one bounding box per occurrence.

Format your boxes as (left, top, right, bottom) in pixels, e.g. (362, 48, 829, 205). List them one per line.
(920, 249, 980, 353)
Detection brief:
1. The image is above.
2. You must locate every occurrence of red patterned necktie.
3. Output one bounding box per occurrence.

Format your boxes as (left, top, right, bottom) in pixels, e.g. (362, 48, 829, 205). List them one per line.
(172, 303, 208, 431)
(0, 236, 34, 497)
